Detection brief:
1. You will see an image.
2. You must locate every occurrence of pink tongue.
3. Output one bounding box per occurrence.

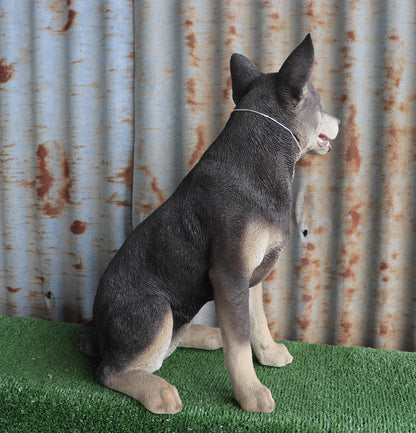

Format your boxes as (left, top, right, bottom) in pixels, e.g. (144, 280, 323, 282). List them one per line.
(318, 135, 332, 151)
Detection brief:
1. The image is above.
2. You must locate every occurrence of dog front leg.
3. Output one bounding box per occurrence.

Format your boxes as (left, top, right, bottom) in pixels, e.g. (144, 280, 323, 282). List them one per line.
(211, 272, 275, 413)
(250, 283, 293, 367)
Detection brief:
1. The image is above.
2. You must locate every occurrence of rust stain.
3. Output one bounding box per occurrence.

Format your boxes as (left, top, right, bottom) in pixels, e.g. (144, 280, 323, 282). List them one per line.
(0, 58, 14, 83)
(349, 254, 359, 266)
(226, 26, 238, 45)
(379, 316, 393, 336)
(186, 33, 196, 50)
(260, 0, 273, 8)
(222, 75, 232, 101)
(345, 30, 356, 42)
(62, 9, 77, 32)
(7, 301, 17, 315)
(379, 262, 388, 271)
(389, 34, 400, 41)
(70, 220, 87, 235)
(346, 288, 357, 298)
(340, 268, 353, 279)
(301, 258, 309, 266)
(379, 322, 388, 336)
(345, 209, 361, 235)
(117, 165, 133, 188)
(339, 94, 348, 103)
(107, 165, 133, 189)
(107, 192, 131, 207)
(188, 126, 205, 169)
(345, 105, 361, 171)
(263, 293, 272, 304)
(306, 243, 315, 251)
(36, 143, 72, 216)
(43, 203, 62, 217)
(117, 200, 131, 207)
(268, 320, 276, 333)
(73, 257, 83, 270)
(6, 287, 21, 294)
(36, 144, 54, 199)
(385, 64, 404, 89)
(382, 95, 395, 111)
(63, 158, 70, 178)
(186, 78, 197, 106)
(302, 294, 312, 303)
(387, 125, 401, 164)
(312, 259, 321, 268)
(305, 1, 314, 17)
(340, 320, 352, 337)
(186, 30, 199, 66)
(295, 157, 312, 167)
(268, 12, 280, 20)
(21, 180, 36, 188)
(298, 319, 310, 331)
(27, 290, 38, 300)
(139, 202, 153, 214)
(138, 165, 165, 205)
(60, 184, 70, 203)
(265, 268, 277, 282)
(49, 0, 72, 13)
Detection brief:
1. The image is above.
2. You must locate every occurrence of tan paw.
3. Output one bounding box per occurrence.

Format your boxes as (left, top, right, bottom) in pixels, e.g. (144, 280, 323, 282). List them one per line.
(254, 342, 293, 367)
(142, 381, 183, 414)
(237, 383, 275, 413)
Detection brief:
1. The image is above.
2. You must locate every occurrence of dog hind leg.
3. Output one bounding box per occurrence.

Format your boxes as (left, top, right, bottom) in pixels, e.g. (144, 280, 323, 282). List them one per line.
(178, 324, 222, 350)
(97, 308, 182, 414)
(249, 283, 293, 367)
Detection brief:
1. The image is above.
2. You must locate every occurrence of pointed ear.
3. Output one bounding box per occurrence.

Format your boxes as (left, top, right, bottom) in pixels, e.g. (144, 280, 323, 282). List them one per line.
(230, 53, 262, 104)
(278, 34, 315, 99)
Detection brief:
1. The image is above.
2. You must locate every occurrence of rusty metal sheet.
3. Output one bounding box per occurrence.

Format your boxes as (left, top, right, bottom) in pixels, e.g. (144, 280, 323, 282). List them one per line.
(1, 0, 415, 351)
(0, 0, 134, 322)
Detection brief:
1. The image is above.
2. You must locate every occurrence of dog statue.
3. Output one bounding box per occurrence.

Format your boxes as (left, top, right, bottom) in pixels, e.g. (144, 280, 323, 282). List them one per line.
(78, 34, 339, 414)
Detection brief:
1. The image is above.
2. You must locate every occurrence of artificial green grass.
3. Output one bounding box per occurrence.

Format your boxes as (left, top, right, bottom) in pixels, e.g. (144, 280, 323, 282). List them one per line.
(0, 316, 415, 432)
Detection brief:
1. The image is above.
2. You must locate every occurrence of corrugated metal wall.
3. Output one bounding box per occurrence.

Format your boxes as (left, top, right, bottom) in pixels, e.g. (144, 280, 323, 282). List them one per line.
(1, 0, 415, 351)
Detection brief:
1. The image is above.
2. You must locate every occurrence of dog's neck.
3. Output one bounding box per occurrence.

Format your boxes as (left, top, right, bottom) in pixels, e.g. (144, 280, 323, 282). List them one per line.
(232, 109, 302, 162)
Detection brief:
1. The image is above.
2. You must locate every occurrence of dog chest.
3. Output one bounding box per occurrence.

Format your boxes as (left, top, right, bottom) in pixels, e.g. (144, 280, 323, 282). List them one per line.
(241, 222, 288, 277)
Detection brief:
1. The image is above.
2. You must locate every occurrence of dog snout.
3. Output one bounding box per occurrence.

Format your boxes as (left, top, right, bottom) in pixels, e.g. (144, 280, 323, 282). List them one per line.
(321, 112, 339, 140)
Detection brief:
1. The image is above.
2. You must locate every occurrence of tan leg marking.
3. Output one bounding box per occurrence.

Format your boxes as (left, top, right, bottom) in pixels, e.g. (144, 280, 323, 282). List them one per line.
(102, 309, 183, 414)
(250, 283, 293, 367)
(242, 224, 271, 271)
(178, 324, 222, 350)
(214, 294, 275, 413)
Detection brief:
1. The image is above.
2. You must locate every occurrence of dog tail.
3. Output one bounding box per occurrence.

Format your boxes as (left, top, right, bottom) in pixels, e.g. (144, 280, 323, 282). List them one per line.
(78, 321, 101, 358)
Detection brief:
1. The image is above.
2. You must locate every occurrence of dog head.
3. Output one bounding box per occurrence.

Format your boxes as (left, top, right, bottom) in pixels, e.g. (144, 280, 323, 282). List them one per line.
(230, 34, 339, 158)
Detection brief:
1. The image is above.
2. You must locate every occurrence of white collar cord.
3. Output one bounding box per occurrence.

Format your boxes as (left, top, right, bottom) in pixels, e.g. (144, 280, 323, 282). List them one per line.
(232, 108, 302, 159)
